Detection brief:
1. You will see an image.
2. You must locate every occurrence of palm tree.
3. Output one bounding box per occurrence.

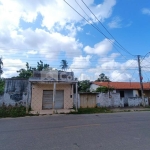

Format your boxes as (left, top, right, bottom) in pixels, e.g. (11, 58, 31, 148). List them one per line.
(0, 57, 3, 78)
(60, 60, 68, 71)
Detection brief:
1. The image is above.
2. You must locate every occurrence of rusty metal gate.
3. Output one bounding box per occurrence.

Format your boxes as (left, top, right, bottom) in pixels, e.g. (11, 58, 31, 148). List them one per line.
(80, 94, 96, 108)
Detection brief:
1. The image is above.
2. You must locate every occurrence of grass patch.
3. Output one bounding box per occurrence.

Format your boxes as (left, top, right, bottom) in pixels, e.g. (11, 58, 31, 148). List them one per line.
(0, 104, 27, 118)
(70, 107, 112, 114)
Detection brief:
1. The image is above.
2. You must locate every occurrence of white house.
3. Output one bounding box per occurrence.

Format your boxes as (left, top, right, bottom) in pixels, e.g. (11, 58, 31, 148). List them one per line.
(90, 82, 150, 107)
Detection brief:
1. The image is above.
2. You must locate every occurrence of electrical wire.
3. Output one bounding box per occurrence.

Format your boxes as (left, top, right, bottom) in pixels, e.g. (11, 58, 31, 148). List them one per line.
(81, 0, 134, 56)
(64, 0, 131, 61)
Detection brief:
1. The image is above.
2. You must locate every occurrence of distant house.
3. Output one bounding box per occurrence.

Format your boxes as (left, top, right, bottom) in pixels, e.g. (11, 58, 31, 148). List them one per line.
(29, 70, 78, 114)
(90, 82, 150, 106)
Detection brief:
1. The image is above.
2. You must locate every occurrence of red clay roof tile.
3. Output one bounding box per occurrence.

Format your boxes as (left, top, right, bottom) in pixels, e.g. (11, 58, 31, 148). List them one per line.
(94, 82, 150, 90)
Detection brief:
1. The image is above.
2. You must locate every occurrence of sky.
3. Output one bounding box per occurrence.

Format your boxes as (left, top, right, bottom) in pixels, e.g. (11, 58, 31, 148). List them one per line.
(0, 0, 150, 82)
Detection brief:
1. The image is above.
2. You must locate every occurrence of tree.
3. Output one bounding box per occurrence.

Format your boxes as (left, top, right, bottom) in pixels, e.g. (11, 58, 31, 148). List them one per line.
(0, 79, 4, 95)
(0, 57, 3, 78)
(95, 86, 114, 93)
(16, 60, 50, 79)
(60, 60, 68, 71)
(17, 62, 33, 78)
(95, 73, 110, 82)
(37, 60, 49, 71)
(78, 80, 91, 92)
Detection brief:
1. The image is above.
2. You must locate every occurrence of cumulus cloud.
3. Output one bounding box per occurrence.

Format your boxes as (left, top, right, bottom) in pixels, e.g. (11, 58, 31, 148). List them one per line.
(78, 73, 91, 81)
(0, 28, 83, 60)
(142, 8, 150, 15)
(70, 55, 91, 70)
(0, 0, 118, 79)
(2, 58, 25, 78)
(110, 70, 132, 81)
(81, 54, 139, 82)
(0, 0, 116, 32)
(84, 39, 114, 55)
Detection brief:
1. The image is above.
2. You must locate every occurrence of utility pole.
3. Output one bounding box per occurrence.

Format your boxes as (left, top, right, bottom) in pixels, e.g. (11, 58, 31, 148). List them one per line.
(137, 55, 145, 106)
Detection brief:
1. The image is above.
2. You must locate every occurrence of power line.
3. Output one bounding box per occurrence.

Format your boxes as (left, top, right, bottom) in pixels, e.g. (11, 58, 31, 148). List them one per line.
(64, 0, 131, 61)
(74, 0, 130, 60)
(81, 0, 134, 56)
(110, 57, 138, 81)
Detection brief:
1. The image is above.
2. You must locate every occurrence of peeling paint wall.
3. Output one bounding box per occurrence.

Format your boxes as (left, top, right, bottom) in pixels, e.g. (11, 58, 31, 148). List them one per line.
(128, 97, 149, 107)
(2, 79, 29, 106)
(116, 90, 134, 106)
(96, 93, 124, 107)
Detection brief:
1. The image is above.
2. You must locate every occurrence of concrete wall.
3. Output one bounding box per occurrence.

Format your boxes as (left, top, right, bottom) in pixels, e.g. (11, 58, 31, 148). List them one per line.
(31, 83, 73, 113)
(73, 94, 80, 108)
(1, 79, 29, 106)
(128, 97, 149, 107)
(96, 93, 124, 107)
(133, 90, 139, 97)
(116, 90, 134, 106)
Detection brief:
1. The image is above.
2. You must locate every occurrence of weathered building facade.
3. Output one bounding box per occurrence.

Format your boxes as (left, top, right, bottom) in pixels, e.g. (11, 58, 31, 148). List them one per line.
(0, 79, 29, 106)
(90, 82, 150, 107)
(29, 71, 78, 114)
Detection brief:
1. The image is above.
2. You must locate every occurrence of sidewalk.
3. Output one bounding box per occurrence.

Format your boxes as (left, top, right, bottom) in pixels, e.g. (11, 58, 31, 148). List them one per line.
(110, 107, 150, 112)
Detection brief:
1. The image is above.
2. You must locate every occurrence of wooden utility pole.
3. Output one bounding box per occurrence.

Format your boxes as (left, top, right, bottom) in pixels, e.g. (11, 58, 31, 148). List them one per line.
(137, 55, 145, 106)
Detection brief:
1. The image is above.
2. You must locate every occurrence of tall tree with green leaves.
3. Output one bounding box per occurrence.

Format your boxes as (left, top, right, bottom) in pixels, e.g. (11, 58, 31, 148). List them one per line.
(16, 60, 50, 79)
(78, 80, 91, 92)
(0, 79, 4, 95)
(60, 60, 68, 71)
(0, 57, 3, 78)
(95, 73, 110, 82)
(37, 60, 49, 71)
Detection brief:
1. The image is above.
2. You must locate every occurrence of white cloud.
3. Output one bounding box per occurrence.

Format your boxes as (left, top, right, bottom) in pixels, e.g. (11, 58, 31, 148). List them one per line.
(142, 8, 150, 15)
(0, 0, 116, 32)
(0, 28, 83, 60)
(70, 55, 91, 70)
(27, 50, 38, 55)
(110, 70, 132, 81)
(0, 0, 118, 79)
(90, 0, 116, 22)
(2, 58, 25, 78)
(99, 53, 120, 63)
(78, 73, 91, 81)
(79, 54, 138, 82)
(108, 16, 122, 28)
(84, 39, 114, 55)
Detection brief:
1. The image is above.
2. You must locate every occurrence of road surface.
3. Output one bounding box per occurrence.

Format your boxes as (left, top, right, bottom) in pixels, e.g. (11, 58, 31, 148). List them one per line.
(0, 112, 150, 150)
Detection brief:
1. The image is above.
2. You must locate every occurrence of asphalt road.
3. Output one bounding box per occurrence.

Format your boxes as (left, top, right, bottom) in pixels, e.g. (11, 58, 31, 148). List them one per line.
(0, 112, 150, 150)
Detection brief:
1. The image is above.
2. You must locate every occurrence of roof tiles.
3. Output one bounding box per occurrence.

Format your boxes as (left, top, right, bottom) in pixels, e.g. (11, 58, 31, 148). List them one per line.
(94, 82, 150, 90)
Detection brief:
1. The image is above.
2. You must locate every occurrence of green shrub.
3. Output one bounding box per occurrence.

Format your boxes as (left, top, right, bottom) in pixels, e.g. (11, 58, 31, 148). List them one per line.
(0, 103, 26, 118)
(70, 107, 112, 114)
(0, 79, 4, 95)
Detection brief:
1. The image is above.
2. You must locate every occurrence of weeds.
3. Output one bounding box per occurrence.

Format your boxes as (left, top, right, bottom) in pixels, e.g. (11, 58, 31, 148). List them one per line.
(0, 103, 26, 118)
(70, 107, 112, 114)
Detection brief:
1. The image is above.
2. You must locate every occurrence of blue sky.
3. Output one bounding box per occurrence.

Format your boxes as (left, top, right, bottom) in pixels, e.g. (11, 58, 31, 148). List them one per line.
(0, 0, 150, 82)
